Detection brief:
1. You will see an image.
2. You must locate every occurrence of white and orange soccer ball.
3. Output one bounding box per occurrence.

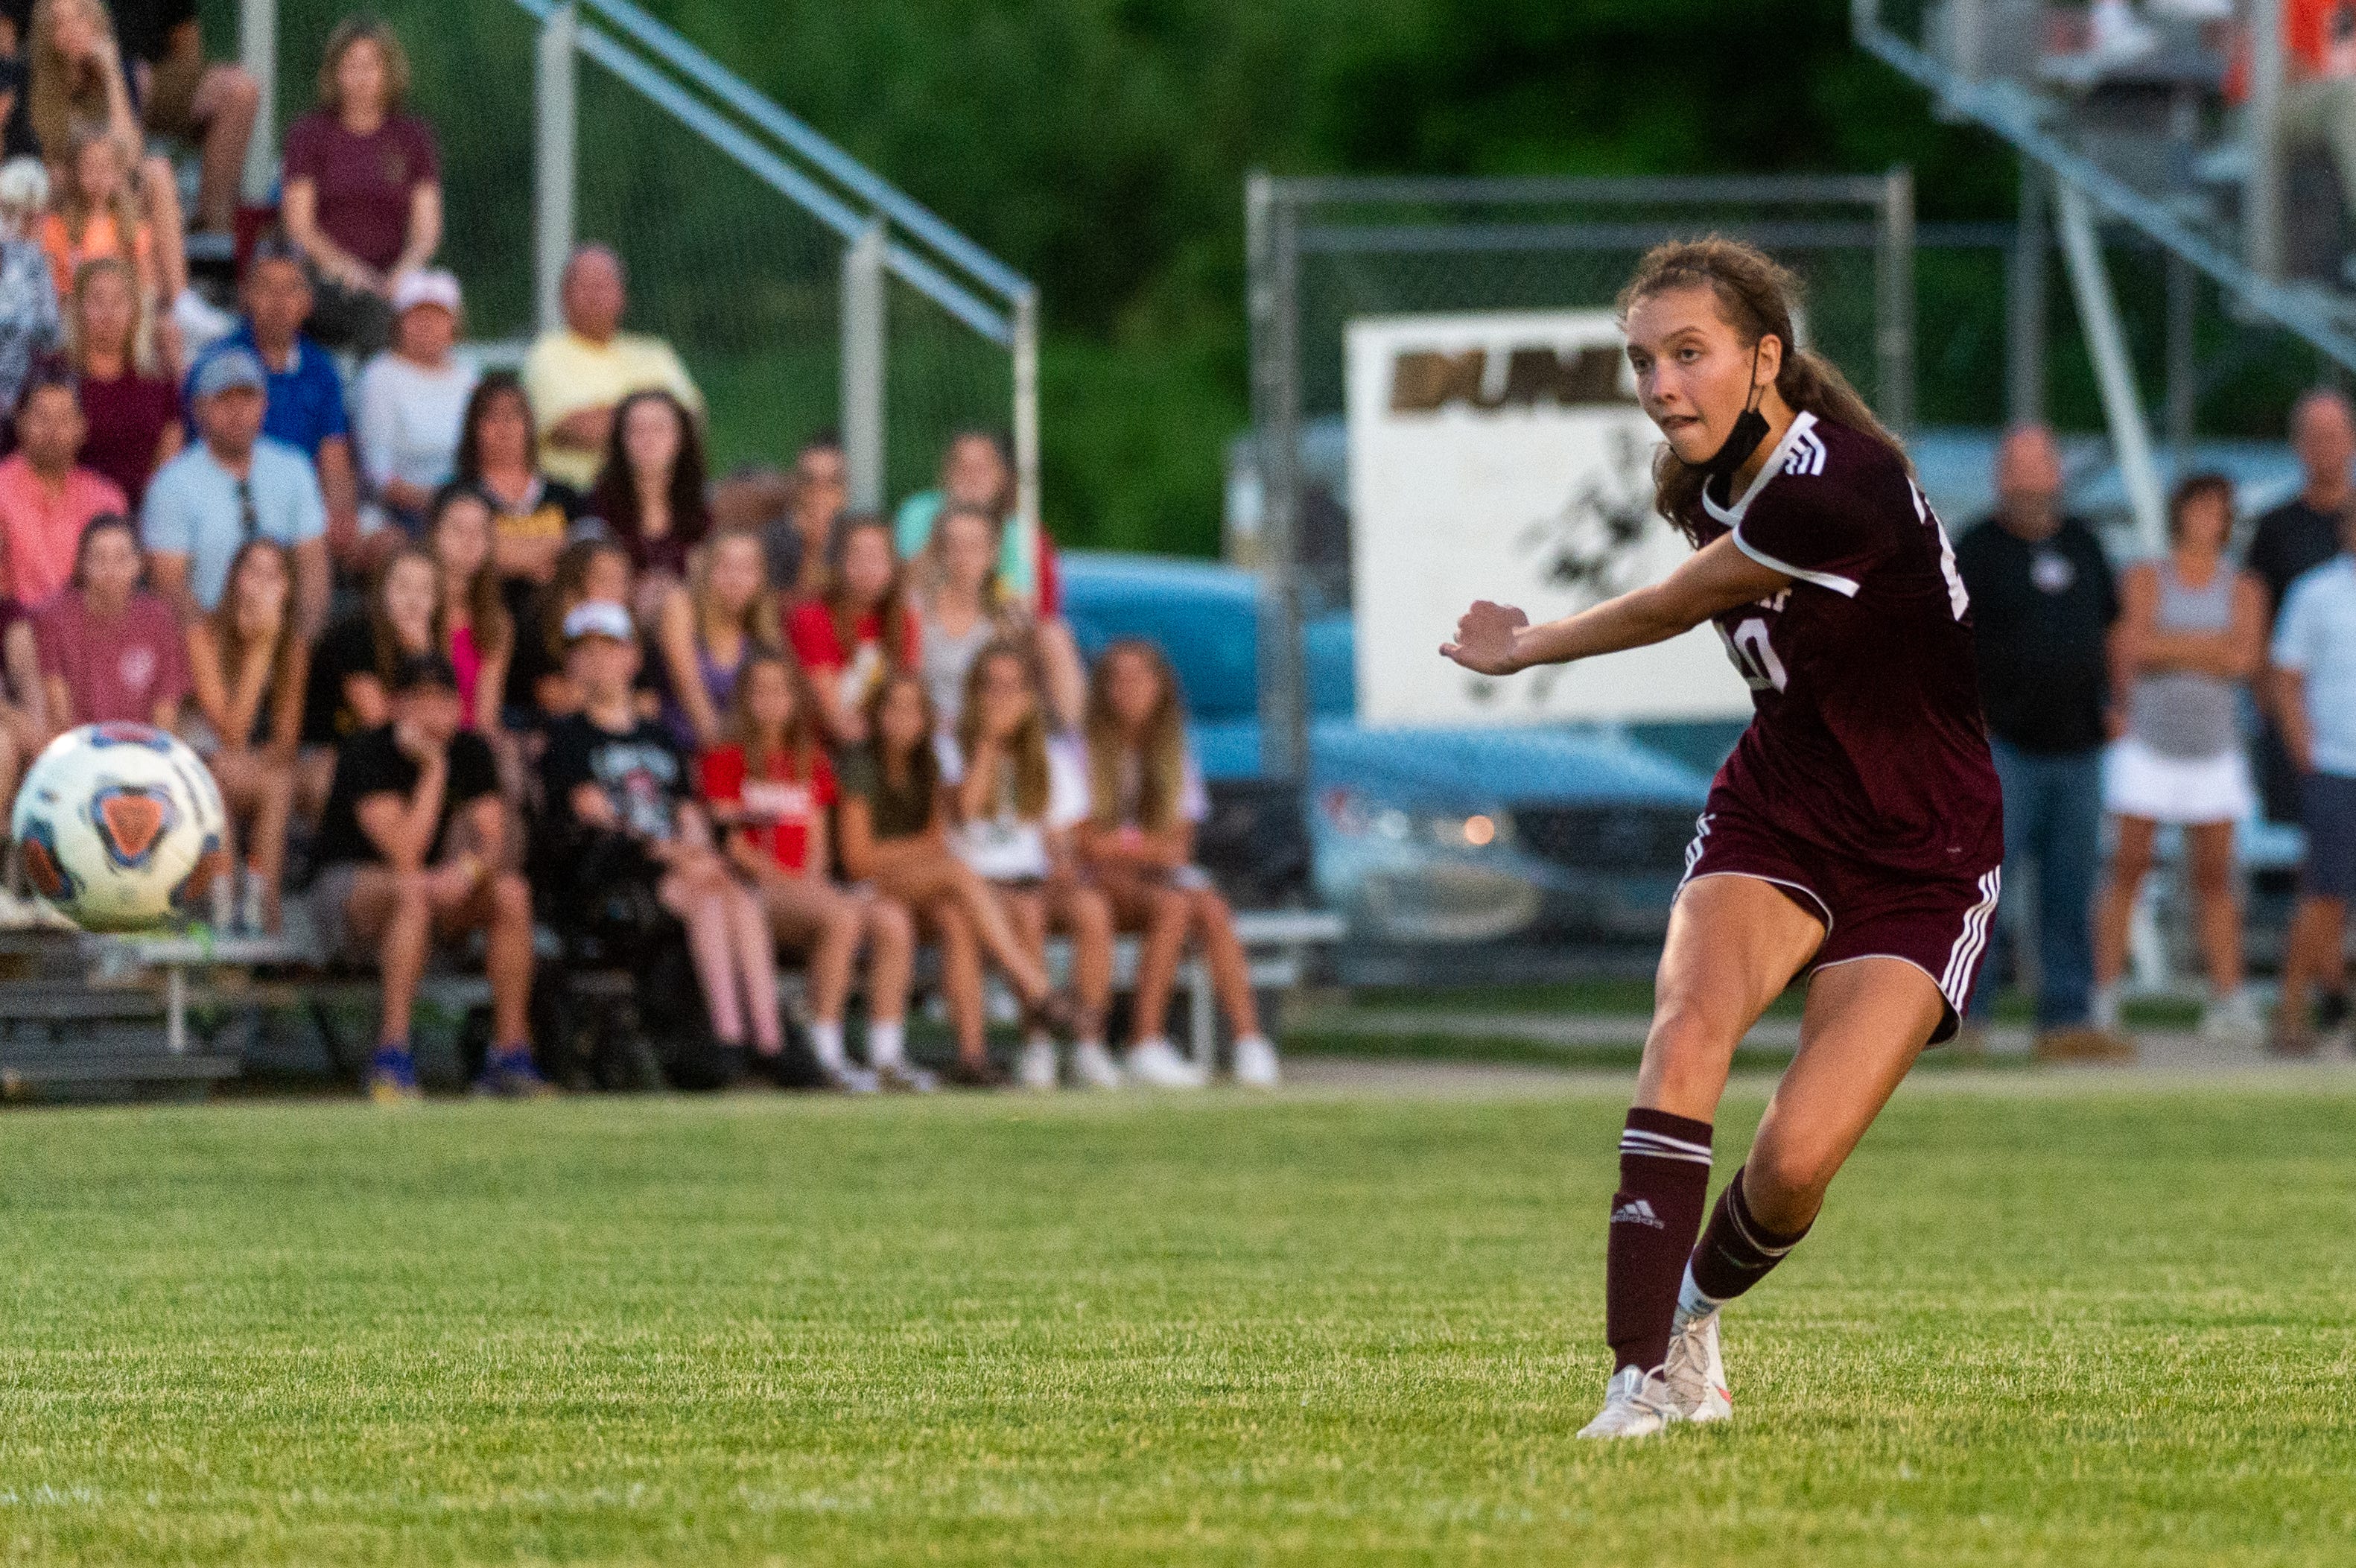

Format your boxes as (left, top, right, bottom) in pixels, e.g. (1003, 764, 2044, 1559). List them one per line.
(10, 723, 229, 933)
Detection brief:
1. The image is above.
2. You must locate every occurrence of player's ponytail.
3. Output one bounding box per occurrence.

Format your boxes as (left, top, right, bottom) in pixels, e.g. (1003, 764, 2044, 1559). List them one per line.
(1617, 237, 1909, 547)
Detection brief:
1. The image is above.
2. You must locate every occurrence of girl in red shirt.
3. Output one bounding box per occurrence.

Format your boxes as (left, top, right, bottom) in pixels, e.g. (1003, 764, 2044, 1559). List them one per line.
(786, 515, 920, 746)
(702, 652, 918, 1091)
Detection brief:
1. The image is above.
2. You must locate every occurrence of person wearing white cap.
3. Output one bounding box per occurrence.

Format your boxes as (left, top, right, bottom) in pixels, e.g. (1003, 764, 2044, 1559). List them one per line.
(355, 267, 477, 539)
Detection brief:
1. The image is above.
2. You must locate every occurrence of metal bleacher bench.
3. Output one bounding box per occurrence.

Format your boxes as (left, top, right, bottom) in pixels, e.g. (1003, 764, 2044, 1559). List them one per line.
(95, 908, 1348, 1076)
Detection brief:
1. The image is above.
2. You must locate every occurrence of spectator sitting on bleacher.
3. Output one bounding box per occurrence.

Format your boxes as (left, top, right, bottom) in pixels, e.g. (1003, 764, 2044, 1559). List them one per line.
(188, 238, 362, 568)
(837, 669, 1067, 1088)
(37, 120, 174, 368)
(112, 0, 258, 238)
(298, 543, 436, 819)
(915, 502, 1036, 730)
(653, 526, 772, 750)
(279, 15, 440, 357)
(0, 367, 124, 608)
(766, 430, 845, 603)
(539, 598, 784, 1078)
(182, 536, 301, 933)
(69, 254, 177, 507)
(144, 346, 329, 632)
(787, 513, 918, 746)
(456, 370, 581, 594)
(356, 269, 474, 541)
(507, 531, 627, 724)
(586, 387, 708, 597)
(0, 156, 60, 442)
(309, 648, 545, 1102)
(34, 510, 182, 729)
(521, 244, 702, 493)
(702, 650, 922, 1092)
(425, 483, 510, 742)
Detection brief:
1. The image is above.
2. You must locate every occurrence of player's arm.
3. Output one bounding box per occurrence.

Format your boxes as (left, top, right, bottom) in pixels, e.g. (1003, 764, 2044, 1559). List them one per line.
(1443, 533, 1791, 676)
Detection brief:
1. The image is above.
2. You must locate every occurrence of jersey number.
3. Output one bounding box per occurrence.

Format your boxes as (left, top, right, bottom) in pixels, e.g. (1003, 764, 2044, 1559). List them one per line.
(1720, 618, 1788, 693)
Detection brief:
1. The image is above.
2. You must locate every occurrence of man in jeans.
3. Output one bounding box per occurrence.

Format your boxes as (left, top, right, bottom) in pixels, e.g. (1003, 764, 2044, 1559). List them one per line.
(310, 652, 547, 1102)
(1954, 424, 2129, 1060)
(2268, 507, 2356, 1055)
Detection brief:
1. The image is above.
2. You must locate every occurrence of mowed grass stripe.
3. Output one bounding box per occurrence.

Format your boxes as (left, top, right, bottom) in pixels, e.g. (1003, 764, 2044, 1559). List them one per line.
(0, 1085, 2348, 1564)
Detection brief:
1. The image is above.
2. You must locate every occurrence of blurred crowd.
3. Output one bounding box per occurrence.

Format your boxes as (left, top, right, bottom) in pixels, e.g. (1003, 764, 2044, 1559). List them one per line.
(0, 6, 1277, 1100)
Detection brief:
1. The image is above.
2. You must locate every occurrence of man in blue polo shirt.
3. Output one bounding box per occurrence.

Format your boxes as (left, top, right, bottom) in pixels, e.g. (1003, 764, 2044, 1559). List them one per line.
(2270, 506, 2356, 1055)
(185, 237, 361, 566)
(144, 349, 330, 635)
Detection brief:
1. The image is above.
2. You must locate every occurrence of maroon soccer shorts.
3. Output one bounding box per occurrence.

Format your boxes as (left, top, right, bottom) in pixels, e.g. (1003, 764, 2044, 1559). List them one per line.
(1675, 802, 2001, 1044)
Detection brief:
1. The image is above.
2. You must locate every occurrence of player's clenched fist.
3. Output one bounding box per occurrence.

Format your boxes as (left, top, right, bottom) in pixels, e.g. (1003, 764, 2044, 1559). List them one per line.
(1441, 600, 1530, 676)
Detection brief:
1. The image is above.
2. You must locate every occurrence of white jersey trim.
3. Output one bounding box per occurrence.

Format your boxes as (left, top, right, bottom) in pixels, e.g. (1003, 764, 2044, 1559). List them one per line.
(1698, 412, 1863, 599)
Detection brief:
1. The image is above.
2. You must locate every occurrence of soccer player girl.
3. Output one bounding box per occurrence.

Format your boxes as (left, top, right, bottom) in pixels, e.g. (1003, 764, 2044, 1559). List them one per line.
(1443, 239, 2001, 1438)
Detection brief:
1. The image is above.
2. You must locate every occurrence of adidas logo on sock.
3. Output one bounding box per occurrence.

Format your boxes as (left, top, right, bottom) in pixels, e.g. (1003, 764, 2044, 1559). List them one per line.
(1610, 1199, 1665, 1229)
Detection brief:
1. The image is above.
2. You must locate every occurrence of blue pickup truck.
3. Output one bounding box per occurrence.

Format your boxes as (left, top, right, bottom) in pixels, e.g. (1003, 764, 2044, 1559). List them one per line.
(1058, 552, 1718, 945)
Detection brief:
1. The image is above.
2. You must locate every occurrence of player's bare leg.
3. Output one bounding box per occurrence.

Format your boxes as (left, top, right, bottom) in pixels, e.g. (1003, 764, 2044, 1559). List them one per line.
(1581, 875, 1820, 1438)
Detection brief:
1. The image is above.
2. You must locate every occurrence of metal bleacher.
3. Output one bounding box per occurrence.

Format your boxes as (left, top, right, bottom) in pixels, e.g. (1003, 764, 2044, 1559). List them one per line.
(1854, 1, 2356, 553)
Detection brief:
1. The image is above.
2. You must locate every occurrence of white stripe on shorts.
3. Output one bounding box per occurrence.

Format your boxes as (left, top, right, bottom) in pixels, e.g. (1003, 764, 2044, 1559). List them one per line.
(1939, 869, 2002, 1006)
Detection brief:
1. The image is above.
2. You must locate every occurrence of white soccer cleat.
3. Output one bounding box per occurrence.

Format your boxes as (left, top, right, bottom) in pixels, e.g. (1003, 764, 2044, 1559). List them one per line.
(1231, 1034, 1280, 1088)
(1070, 1039, 1124, 1090)
(1576, 1365, 1683, 1439)
(1015, 1038, 1060, 1092)
(1662, 1307, 1733, 1423)
(1123, 1038, 1207, 1089)
(2200, 988, 2264, 1047)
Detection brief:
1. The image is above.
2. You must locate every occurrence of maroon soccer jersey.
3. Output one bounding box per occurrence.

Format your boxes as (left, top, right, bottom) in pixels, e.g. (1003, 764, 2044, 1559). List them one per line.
(1690, 412, 2003, 879)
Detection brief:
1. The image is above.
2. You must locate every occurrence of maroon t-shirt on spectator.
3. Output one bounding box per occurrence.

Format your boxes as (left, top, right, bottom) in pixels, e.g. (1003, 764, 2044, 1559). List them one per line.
(77, 370, 178, 507)
(280, 110, 440, 273)
(34, 590, 188, 725)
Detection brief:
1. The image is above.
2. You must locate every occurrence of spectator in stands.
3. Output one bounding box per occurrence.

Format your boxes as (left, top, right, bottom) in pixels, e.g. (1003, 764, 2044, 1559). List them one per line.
(2249, 390, 2355, 826)
(426, 484, 510, 740)
(69, 255, 177, 506)
(767, 431, 845, 602)
(521, 244, 703, 492)
(540, 599, 784, 1076)
(0, 155, 60, 439)
(279, 16, 439, 356)
(189, 238, 361, 565)
(299, 544, 436, 818)
(456, 371, 581, 592)
(2090, 473, 2266, 1045)
(653, 527, 772, 750)
(310, 650, 544, 1102)
(2220, 1, 2356, 253)
(836, 668, 1066, 1087)
(586, 387, 708, 594)
(703, 650, 921, 1091)
(2267, 499, 2356, 1055)
(1953, 423, 2127, 1061)
(0, 368, 124, 607)
(1079, 639, 1279, 1090)
(356, 268, 474, 541)
(113, 1, 258, 237)
(143, 347, 329, 632)
(0, 10, 25, 162)
(36, 119, 174, 369)
(787, 513, 918, 746)
(939, 640, 1116, 1093)
(509, 531, 631, 724)
(182, 537, 302, 932)
(915, 501, 1035, 729)
(35, 510, 182, 728)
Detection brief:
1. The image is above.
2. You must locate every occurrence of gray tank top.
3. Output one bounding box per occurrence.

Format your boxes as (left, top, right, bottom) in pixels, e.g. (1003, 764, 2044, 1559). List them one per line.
(2128, 561, 2238, 760)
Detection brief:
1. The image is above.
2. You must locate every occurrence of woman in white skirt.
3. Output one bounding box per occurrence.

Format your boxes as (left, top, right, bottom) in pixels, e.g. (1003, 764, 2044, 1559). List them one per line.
(2093, 472, 2267, 1039)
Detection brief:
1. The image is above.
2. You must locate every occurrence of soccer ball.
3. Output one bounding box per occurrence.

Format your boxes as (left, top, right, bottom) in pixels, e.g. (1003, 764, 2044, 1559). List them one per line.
(10, 724, 229, 933)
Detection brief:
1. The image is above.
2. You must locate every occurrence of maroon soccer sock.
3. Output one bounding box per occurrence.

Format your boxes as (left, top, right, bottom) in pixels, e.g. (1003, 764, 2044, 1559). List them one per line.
(1686, 1164, 1813, 1308)
(1604, 1108, 1714, 1377)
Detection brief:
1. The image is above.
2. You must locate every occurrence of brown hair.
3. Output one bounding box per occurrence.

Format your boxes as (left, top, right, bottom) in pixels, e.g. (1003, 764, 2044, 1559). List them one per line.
(539, 536, 632, 667)
(956, 639, 1051, 822)
(725, 649, 822, 779)
(920, 500, 1019, 615)
(824, 513, 912, 676)
(863, 668, 941, 819)
(1617, 237, 1908, 546)
(317, 15, 413, 115)
(67, 255, 156, 375)
(428, 486, 513, 664)
(28, 0, 121, 167)
(2166, 471, 2235, 547)
(1085, 638, 1187, 834)
(210, 538, 306, 740)
(368, 545, 442, 682)
(688, 527, 781, 651)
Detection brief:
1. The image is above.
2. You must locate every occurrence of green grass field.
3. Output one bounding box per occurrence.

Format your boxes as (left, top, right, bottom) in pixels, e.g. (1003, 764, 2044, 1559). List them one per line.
(0, 1077, 2350, 1564)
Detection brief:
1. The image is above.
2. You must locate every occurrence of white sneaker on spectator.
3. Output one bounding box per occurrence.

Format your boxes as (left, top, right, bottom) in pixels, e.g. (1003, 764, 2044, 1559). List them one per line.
(1070, 1039, 1123, 1089)
(2201, 988, 2263, 1047)
(2091, 983, 2121, 1032)
(1124, 1037, 1207, 1089)
(1232, 1034, 1280, 1089)
(1016, 1037, 1060, 1092)
(821, 1063, 880, 1095)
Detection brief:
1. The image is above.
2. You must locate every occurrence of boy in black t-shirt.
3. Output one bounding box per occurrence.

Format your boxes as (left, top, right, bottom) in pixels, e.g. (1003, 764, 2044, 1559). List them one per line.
(539, 602, 784, 1070)
(311, 652, 547, 1102)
